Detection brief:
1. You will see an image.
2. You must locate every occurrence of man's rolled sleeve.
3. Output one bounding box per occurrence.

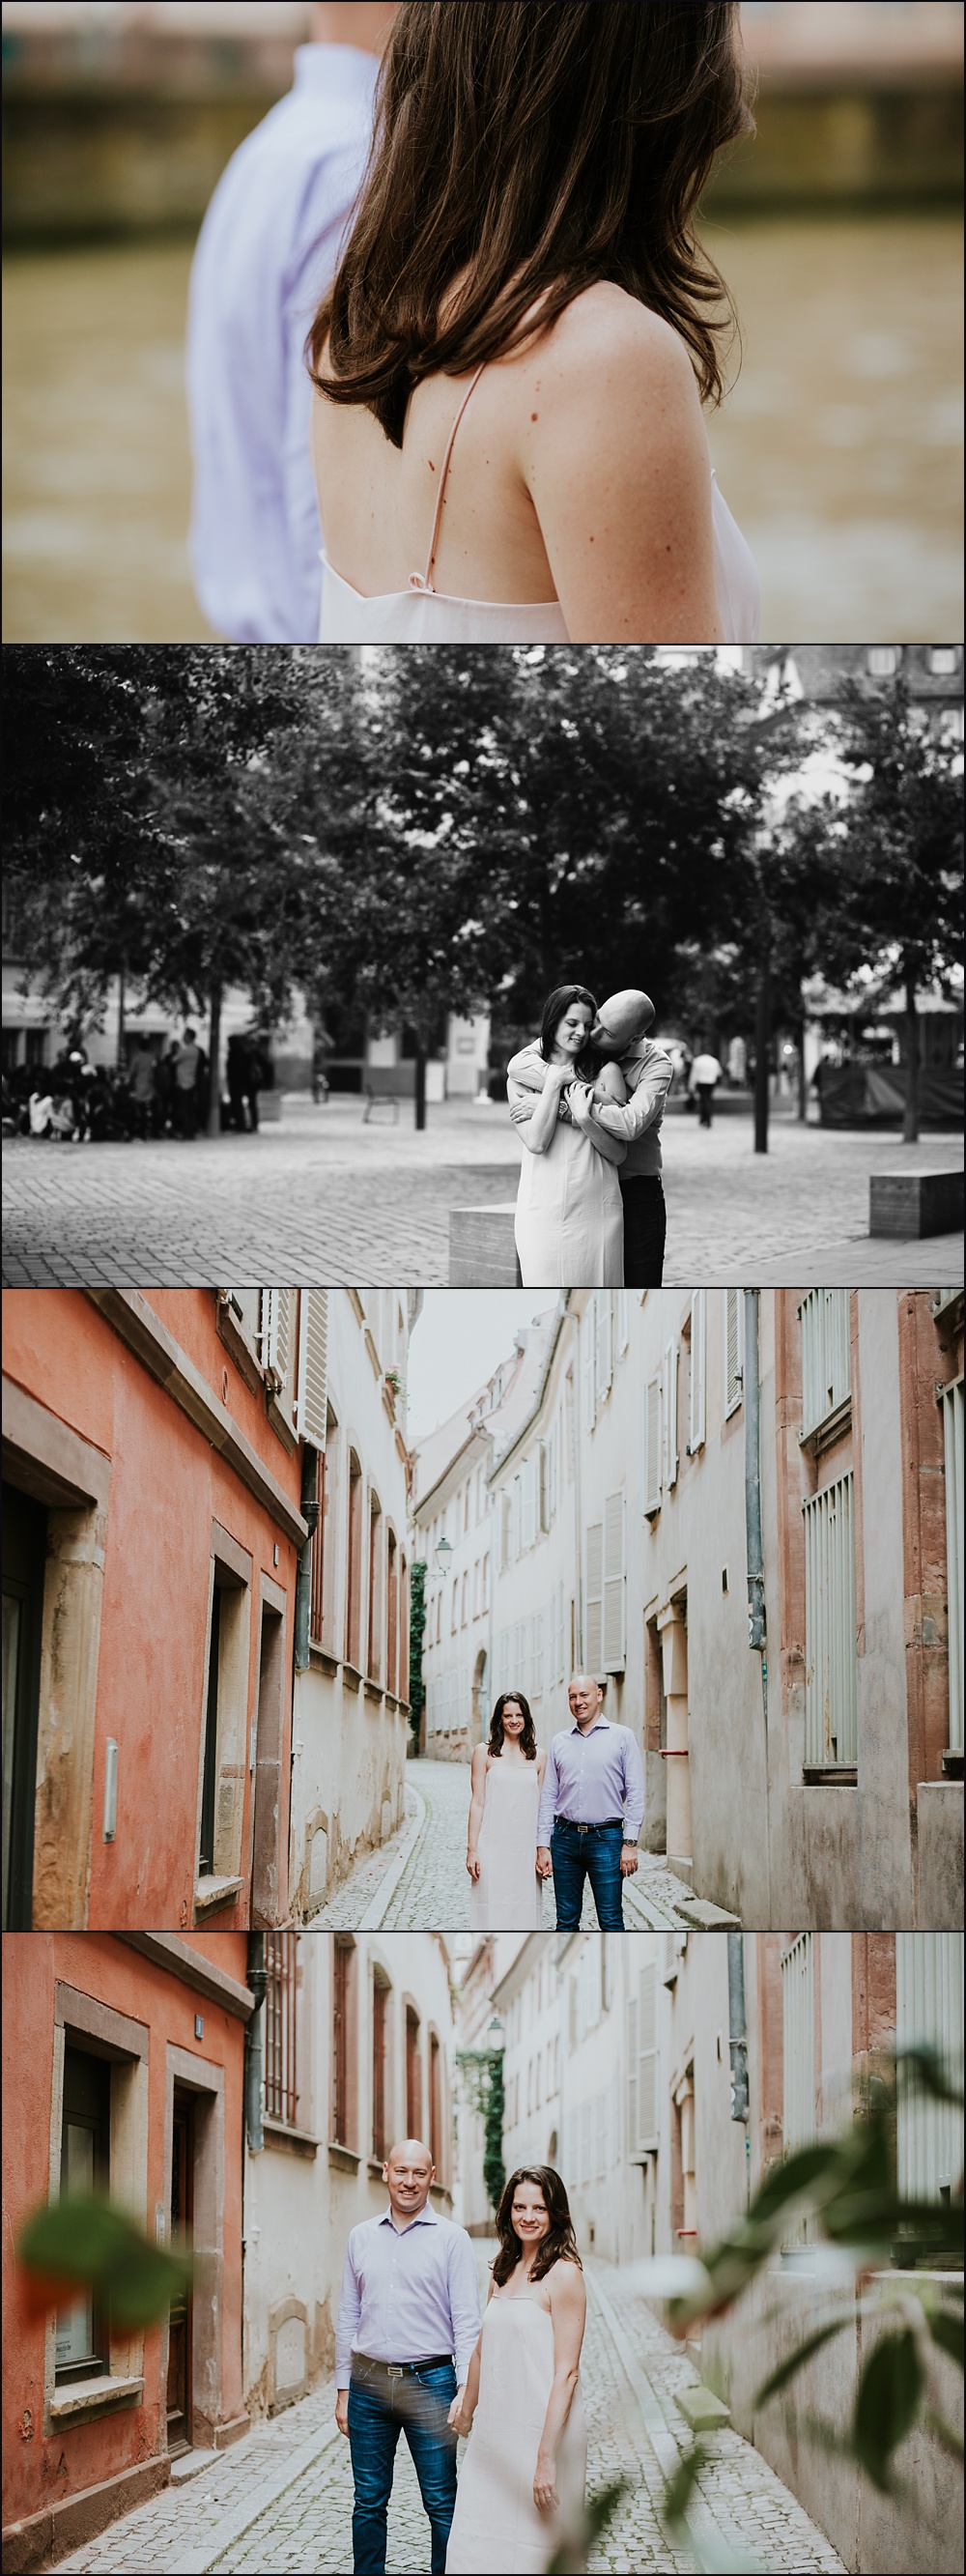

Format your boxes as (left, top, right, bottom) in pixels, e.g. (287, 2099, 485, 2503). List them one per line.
(593, 1051, 673, 1144)
(537, 1741, 560, 1846)
(621, 1731, 646, 1841)
(335, 2232, 362, 2387)
(448, 2232, 483, 2382)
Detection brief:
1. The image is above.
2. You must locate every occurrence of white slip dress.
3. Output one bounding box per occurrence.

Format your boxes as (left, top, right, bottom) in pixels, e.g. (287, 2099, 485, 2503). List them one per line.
(318, 365, 759, 645)
(446, 2293, 587, 2576)
(469, 1759, 544, 1932)
(510, 1045, 624, 1288)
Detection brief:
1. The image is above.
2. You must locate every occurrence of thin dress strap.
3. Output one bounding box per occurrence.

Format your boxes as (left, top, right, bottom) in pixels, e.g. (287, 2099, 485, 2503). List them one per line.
(410, 365, 486, 593)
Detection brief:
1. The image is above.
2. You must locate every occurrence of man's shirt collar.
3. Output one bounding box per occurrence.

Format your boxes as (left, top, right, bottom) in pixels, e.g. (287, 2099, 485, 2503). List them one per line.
(379, 2201, 438, 2229)
(569, 1715, 611, 1734)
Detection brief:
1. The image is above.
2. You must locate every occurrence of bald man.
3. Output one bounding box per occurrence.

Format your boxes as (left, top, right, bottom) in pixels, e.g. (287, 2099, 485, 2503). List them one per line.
(188, 5, 398, 641)
(509, 989, 672, 1286)
(536, 1675, 645, 1930)
(336, 2138, 480, 2575)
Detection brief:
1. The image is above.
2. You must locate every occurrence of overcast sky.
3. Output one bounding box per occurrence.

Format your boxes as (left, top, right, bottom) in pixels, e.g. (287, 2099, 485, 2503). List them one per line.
(406, 1291, 554, 1442)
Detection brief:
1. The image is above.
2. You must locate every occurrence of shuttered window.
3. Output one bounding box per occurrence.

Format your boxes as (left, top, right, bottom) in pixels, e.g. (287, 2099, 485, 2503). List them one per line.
(799, 1289, 851, 1438)
(597, 1292, 612, 1400)
(263, 1288, 295, 1413)
(298, 1288, 328, 1445)
(688, 1291, 706, 1454)
(585, 1522, 604, 1674)
(664, 1341, 678, 1490)
(724, 1289, 744, 1415)
(603, 1490, 626, 1674)
(781, 1932, 815, 2197)
(642, 1374, 662, 1517)
(895, 1932, 964, 2200)
(941, 1377, 964, 1756)
(803, 1473, 858, 1766)
(628, 1957, 658, 2156)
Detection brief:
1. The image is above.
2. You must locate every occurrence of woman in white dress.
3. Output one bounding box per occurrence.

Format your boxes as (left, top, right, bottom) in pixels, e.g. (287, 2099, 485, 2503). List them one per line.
(467, 1694, 546, 1932)
(307, 3, 759, 646)
(508, 987, 626, 1289)
(447, 2168, 588, 2576)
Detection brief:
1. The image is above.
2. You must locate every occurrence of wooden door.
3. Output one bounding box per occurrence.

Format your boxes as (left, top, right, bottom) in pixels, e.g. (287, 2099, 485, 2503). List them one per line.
(166, 2091, 194, 2452)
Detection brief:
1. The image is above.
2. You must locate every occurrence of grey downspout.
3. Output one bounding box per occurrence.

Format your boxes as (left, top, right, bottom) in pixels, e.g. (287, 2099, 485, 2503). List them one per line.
(244, 1932, 267, 2153)
(294, 1445, 321, 1674)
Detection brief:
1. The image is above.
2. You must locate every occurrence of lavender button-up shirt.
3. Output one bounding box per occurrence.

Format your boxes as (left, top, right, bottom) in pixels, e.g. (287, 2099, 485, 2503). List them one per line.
(336, 2205, 481, 2390)
(536, 1717, 645, 1846)
(187, 44, 378, 642)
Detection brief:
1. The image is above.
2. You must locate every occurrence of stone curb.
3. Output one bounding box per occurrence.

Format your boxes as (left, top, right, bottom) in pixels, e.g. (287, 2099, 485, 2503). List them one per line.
(357, 1780, 428, 1930)
(172, 2418, 343, 2575)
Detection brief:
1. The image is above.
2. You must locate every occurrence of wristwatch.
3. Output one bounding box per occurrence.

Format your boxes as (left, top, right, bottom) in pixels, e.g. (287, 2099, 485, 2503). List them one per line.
(622, 1837, 639, 1848)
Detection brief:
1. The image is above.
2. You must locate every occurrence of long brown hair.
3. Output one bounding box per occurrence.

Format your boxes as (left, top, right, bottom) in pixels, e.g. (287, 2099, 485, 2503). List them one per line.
(309, 1, 751, 446)
(492, 2165, 582, 2288)
(489, 1691, 538, 1761)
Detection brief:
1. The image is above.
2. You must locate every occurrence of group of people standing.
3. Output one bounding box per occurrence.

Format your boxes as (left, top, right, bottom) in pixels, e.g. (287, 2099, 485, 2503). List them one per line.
(467, 1678, 645, 1934)
(337, 2142, 587, 2576)
(5, 1029, 271, 1145)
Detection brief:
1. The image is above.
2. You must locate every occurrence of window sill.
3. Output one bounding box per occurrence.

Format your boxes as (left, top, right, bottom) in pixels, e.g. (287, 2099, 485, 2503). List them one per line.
(342, 1662, 366, 1691)
(263, 2116, 319, 2158)
(194, 1875, 244, 1915)
(802, 1766, 858, 1787)
(800, 1396, 852, 1458)
(364, 1680, 384, 1705)
(368, 2156, 388, 2180)
(328, 2142, 360, 2173)
(310, 1645, 340, 1674)
(50, 2375, 144, 2423)
(941, 1751, 963, 1780)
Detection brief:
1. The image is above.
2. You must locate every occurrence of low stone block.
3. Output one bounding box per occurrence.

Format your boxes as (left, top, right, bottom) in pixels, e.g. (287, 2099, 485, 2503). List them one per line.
(676, 2384, 732, 2433)
(868, 1167, 963, 1239)
(449, 1205, 520, 1285)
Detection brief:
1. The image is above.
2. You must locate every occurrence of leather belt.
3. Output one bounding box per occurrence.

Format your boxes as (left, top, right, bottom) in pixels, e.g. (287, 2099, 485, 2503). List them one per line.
(554, 1816, 624, 1833)
(352, 2354, 453, 2378)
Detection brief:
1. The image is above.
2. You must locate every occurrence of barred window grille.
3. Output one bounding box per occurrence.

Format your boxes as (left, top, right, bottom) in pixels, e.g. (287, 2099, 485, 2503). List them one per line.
(781, 1933, 816, 2241)
(803, 1473, 858, 1766)
(799, 1289, 851, 1438)
(265, 1932, 298, 2128)
(941, 1378, 964, 1756)
(895, 1932, 964, 2201)
(724, 1290, 744, 1415)
(603, 1489, 626, 1673)
(627, 1959, 658, 2156)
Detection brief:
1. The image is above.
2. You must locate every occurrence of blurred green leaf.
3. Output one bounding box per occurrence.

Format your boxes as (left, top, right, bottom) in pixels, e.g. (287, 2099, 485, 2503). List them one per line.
(927, 2306, 965, 2368)
(755, 2312, 856, 2406)
(17, 2194, 192, 2328)
(853, 2332, 923, 2492)
(544, 2477, 628, 2573)
(663, 2441, 704, 2528)
(922, 2406, 966, 2462)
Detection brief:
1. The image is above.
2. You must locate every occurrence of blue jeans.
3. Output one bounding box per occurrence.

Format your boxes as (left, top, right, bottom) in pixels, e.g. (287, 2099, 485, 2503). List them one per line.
(348, 2360, 458, 2575)
(551, 1819, 626, 1929)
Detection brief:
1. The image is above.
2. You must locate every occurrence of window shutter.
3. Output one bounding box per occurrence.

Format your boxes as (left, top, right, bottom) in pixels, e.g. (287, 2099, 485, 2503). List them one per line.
(597, 1292, 612, 1399)
(263, 1287, 293, 1390)
(585, 1521, 604, 1673)
(689, 1291, 706, 1453)
(603, 1489, 626, 1673)
(638, 1961, 658, 2147)
(299, 1289, 328, 1446)
(803, 1472, 858, 1765)
(627, 1988, 639, 2155)
(616, 1291, 630, 1355)
(582, 1305, 596, 1429)
(724, 1289, 744, 1413)
(642, 1374, 663, 1516)
(664, 1341, 678, 1490)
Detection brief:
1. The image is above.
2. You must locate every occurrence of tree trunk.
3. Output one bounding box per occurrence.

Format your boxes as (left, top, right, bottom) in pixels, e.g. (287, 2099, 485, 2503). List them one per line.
(207, 979, 223, 1140)
(414, 1045, 427, 1133)
(116, 959, 126, 1071)
(753, 929, 771, 1156)
(902, 957, 920, 1146)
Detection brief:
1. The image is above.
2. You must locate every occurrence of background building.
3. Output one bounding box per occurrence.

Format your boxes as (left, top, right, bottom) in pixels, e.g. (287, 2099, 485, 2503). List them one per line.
(2, 1289, 415, 1931)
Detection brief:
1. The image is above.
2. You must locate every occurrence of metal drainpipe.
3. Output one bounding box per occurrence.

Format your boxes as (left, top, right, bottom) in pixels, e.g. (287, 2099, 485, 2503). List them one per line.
(726, 1931, 749, 2125)
(294, 1446, 320, 1674)
(743, 1290, 766, 1655)
(244, 1932, 268, 2154)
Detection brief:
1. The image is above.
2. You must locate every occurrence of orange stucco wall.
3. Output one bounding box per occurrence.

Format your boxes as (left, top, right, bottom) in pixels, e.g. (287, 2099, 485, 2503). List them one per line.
(2, 1292, 303, 1928)
(1, 1932, 248, 2534)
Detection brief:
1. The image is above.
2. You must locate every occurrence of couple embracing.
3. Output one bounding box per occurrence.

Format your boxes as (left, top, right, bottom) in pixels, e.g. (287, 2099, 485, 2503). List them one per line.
(467, 1677, 644, 1932)
(337, 2139, 587, 2576)
(508, 985, 673, 1289)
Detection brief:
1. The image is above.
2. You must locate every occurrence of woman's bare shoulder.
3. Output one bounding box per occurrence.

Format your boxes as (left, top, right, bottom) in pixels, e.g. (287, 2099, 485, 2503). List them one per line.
(535, 280, 700, 397)
(546, 2255, 587, 2304)
(470, 1741, 489, 1775)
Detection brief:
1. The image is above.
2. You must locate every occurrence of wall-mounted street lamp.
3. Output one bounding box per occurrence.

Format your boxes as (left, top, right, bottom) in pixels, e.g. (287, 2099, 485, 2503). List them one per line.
(435, 1535, 454, 1577)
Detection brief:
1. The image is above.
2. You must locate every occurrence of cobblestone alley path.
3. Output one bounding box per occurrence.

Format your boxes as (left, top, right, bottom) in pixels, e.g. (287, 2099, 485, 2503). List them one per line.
(3, 1099, 960, 1288)
(316, 1760, 734, 1933)
(54, 2257, 844, 2575)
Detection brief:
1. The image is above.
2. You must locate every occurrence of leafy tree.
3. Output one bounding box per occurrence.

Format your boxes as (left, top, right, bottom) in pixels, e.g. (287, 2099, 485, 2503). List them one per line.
(409, 1560, 427, 1752)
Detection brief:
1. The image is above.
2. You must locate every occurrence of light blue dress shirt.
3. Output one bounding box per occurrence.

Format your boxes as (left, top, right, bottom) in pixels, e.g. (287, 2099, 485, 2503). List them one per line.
(186, 43, 378, 642)
(336, 2204, 482, 2390)
(536, 1717, 646, 1847)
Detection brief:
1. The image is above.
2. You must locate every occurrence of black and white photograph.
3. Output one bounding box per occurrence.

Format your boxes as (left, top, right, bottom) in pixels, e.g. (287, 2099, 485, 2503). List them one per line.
(2, 7, 963, 2576)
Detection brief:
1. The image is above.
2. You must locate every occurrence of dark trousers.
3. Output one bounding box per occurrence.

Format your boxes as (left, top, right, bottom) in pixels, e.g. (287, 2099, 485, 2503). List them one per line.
(695, 1084, 716, 1128)
(348, 2360, 458, 2576)
(619, 1175, 667, 1288)
(551, 1819, 625, 1929)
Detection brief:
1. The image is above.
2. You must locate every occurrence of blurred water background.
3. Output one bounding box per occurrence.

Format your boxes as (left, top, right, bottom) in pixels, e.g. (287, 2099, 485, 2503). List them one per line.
(2, 1, 963, 644)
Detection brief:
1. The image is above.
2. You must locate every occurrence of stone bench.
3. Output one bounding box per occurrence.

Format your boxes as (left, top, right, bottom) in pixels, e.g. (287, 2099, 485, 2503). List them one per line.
(449, 1205, 521, 1285)
(868, 1166, 963, 1239)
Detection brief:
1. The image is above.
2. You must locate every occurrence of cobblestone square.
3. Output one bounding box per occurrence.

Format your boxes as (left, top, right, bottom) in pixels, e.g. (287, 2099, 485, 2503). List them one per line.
(2, 1098, 960, 1287)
